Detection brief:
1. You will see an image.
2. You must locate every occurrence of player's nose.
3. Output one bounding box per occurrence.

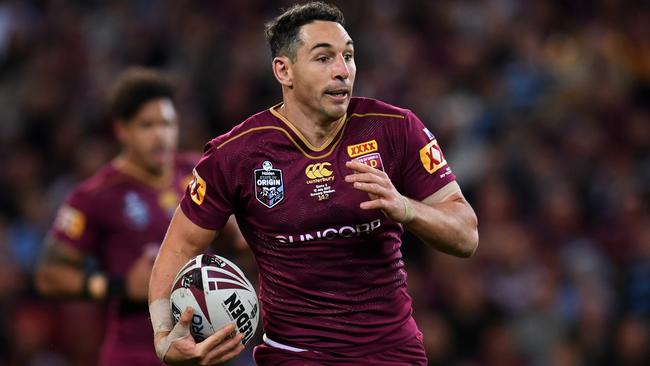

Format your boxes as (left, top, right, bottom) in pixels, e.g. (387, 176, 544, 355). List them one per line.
(332, 54, 350, 80)
(152, 121, 174, 142)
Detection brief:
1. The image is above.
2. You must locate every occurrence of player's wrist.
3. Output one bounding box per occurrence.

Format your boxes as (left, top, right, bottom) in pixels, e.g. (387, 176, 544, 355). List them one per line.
(399, 196, 415, 224)
(83, 272, 127, 300)
(151, 299, 190, 363)
(150, 298, 174, 334)
(83, 272, 107, 300)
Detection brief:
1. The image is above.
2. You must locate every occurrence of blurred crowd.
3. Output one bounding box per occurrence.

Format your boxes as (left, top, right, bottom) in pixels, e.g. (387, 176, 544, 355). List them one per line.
(0, 0, 648, 365)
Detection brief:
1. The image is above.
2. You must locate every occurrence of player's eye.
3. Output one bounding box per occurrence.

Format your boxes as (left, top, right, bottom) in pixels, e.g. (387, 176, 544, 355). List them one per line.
(139, 120, 154, 129)
(344, 53, 354, 61)
(316, 56, 329, 63)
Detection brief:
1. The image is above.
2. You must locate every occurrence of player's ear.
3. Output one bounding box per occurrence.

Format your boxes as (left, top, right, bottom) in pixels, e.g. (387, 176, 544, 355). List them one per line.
(113, 120, 129, 144)
(272, 56, 293, 88)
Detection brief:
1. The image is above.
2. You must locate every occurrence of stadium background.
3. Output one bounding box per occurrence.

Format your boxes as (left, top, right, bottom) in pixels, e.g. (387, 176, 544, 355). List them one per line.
(0, 0, 648, 365)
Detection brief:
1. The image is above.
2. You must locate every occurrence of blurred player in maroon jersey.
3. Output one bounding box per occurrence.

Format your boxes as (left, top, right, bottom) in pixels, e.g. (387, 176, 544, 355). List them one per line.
(149, 2, 479, 365)
(36, 67, 211, 366)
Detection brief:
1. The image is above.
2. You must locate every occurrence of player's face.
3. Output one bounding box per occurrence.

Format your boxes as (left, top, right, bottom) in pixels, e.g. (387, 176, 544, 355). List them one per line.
(118, 98, 178, 175)
(291, 21, 355, 122)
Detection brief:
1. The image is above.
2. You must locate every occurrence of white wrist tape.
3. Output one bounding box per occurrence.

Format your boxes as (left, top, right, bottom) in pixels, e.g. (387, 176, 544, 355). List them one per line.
(400, 196, 414, 224)
(149, 298, 173, 334)
(155, 315, 190, 361)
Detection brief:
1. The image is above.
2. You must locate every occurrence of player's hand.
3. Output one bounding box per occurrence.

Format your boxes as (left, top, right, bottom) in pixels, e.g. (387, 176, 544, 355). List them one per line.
(155, 307, 245, 365)
(345, 160, 413, 223)
(126, 245, 158, 301)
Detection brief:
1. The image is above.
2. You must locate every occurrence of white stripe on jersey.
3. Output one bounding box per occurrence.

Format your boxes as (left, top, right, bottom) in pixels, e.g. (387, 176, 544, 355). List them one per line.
(263, 334, 308, 352)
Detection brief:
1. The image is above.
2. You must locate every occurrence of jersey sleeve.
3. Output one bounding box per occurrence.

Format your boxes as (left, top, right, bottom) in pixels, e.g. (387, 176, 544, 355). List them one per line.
(50, 188, 99, 254)
(179, 142, 233, 230)
(398, 111, 456, 201)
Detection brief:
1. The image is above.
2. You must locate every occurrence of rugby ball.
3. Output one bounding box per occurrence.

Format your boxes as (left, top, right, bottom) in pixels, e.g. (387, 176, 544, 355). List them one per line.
(170, 254, 259, 344)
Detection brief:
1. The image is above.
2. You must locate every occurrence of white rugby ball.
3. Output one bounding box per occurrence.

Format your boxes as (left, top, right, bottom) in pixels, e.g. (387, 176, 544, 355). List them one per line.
(170, 254, 259, 344)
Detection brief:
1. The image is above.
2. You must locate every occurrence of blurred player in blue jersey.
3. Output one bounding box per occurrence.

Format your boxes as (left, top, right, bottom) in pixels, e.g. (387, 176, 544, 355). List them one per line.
(148, 2, 479, 365)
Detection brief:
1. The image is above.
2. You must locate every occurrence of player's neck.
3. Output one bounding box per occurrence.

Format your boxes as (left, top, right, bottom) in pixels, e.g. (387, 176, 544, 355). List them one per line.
(113, 154, 173, 189)
(277, 103, 342, 147)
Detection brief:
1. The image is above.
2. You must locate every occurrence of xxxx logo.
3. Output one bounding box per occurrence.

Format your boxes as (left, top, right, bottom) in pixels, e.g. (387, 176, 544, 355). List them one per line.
(305, 162, 333, 179)
(347, 140, 378, 158)
(419, 139, 447, 174)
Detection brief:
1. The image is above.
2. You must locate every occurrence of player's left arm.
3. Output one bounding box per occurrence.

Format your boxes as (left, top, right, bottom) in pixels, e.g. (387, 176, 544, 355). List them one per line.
(345, 160, 478, 257)
(148, 207, 245, 365)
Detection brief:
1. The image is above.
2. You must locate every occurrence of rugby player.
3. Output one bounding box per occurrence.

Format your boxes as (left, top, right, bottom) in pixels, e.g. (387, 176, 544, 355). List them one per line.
(149, 3, 478, 365)
(38, 67, 202, 366)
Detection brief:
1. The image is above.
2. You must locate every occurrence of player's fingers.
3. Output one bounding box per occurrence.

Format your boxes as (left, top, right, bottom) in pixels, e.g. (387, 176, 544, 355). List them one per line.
(179, 306, 194, 327)
(345, 160, 382, 175)
(197, 323, 237, 350)
(213, 343, 246, 364)
(168, 307, 192, 341)
(359, 198, 389, 211)
(159, 308, 195, 361)
(352, 182, 390, 197)
(202, 332, 245, 364)
(345, 172, 386, 186)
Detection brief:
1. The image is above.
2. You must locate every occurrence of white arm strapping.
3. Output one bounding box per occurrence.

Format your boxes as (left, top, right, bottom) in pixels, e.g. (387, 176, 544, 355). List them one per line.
(150, 298, 190, 361)
(154, 314, 190, 361)
(399, 196, 415, 224)
(149, 298, 174, 334)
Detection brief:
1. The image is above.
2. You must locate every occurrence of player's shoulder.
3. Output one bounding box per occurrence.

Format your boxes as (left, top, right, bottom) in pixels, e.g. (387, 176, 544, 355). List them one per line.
(207, 107, 278, 153)
(347, 97, 413, 121)
(66, 162, 126, 204)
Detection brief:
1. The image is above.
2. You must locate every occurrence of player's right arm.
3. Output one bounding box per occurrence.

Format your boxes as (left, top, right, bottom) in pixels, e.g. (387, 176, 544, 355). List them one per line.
(36, 237, 89, 298)
(148, 207, 245, 365)
(35, 191, 113, 300)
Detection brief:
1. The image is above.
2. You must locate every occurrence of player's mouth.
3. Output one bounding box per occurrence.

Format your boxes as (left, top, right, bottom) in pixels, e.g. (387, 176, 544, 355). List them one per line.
(324, 88, 349, 102)
(151, 147, 172, 162)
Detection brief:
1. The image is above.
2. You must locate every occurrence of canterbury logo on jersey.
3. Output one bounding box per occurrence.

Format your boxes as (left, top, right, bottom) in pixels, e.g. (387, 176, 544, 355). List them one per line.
(347, 140, 378, 157)
(189, 168, 206, 205)
(305, 162, 333, 179)
(419, 139, 447, 174)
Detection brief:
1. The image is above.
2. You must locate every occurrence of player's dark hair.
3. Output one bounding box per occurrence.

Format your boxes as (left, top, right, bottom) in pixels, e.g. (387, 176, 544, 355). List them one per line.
(108, 67, 175, 122)
(265, 2, 345, 60)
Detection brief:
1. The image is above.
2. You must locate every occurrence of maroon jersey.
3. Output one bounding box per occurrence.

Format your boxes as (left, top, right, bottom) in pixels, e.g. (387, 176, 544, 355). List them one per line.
(51, 155, 196, 365)
(181, 97, 455, 356)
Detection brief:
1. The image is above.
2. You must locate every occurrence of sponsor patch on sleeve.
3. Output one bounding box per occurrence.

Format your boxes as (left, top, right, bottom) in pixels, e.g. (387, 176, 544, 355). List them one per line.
(189, 168, 207, 205)
(423, 128, 435, 140)
(54, 205, 86, 239)
(419, 139, 447, 174)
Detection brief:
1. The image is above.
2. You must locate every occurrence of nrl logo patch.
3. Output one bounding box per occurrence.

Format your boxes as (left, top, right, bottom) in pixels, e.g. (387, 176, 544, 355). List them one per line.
(254, 161, 285, 208)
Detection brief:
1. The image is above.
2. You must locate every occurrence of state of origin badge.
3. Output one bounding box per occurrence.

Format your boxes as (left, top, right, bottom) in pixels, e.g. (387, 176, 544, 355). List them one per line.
(254, 161, 285, 208)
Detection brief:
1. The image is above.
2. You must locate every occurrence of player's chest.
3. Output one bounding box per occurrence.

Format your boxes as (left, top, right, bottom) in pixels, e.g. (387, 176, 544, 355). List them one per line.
(240, 139, 394, 230)
(104, 181, 189, 234)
